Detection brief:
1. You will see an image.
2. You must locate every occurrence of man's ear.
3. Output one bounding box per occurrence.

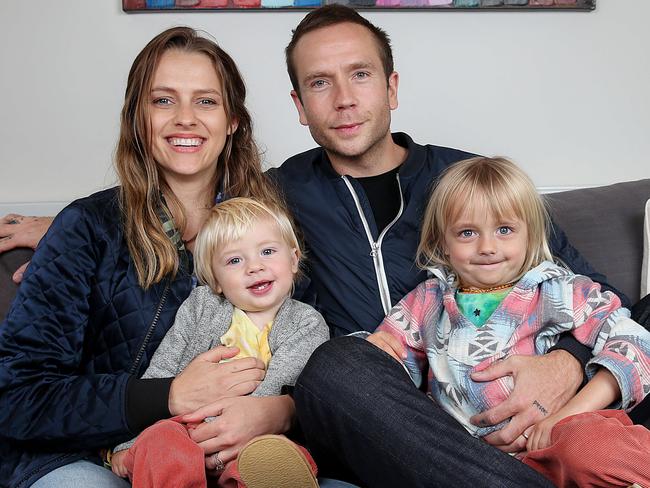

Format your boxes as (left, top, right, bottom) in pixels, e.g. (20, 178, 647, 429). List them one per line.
(388, 71, 399, 111)
(290, 90, 309, 126)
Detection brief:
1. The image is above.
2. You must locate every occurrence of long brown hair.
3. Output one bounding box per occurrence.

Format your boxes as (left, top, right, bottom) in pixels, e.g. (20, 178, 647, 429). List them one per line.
(115, 27, 276, 288)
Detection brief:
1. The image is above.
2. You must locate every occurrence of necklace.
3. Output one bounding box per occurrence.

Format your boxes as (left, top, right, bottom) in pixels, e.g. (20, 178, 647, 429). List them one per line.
(458, 281, 517, 294)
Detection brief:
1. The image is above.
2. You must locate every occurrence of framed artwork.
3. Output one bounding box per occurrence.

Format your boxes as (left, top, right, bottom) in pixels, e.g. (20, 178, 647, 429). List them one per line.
(123, 0, 594, 11)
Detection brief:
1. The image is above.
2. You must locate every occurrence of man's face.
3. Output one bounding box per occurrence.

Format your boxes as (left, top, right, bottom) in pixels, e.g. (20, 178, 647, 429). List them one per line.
(290, 22, 399, 167)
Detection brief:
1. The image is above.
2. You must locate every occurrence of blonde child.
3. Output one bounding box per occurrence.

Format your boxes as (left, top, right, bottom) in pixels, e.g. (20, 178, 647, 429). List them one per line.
(110, 197, 328, 488)
(368, 157, 650, 487)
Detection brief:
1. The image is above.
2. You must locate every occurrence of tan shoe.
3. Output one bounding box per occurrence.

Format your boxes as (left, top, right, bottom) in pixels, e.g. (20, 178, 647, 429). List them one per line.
(237, 435, 319, 488)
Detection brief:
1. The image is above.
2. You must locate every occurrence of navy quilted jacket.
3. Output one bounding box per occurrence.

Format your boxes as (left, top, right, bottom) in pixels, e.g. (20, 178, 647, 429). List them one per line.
(0, 188, 193, 488)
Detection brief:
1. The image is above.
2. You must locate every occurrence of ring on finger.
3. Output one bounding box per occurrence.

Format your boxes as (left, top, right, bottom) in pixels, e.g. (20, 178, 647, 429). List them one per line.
(212, 452, 225, 472)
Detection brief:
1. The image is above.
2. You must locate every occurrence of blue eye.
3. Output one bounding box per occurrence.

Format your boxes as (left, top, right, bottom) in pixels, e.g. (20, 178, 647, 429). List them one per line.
(227, 257, 241, 265)
(153, 97, 172, 105)
(497, 227, 513, 235)
(261, 248, 275, 256)
(354, 71, 370, 80)
(460, 230, 475, 238)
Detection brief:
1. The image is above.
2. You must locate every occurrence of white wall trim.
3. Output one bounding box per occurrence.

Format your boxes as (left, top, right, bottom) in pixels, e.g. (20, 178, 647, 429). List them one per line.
(0, 185, 599, 216)
(0, 202, 69, 217)
(538, 185, 596, 194)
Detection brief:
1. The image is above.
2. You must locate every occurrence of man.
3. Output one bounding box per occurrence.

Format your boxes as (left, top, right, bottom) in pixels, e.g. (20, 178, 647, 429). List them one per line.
(271, 5, 646, 487)
(0, 5, 646, 486)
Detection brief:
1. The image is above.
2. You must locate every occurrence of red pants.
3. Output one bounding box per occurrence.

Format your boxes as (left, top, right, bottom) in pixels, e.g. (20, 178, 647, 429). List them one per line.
(522, 410, 650, 487)
(122, 418, 315, 488)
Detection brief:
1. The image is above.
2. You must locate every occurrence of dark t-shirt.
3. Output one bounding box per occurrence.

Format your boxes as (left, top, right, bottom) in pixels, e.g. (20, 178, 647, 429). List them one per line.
(357, 166, 401, 233)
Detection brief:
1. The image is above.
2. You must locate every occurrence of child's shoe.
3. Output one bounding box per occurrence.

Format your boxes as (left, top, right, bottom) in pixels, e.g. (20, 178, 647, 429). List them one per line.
(237, 435, 319, 488)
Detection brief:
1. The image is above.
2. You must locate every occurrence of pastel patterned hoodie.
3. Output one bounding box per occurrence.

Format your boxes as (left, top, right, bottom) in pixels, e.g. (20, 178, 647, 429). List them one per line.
(377, 261, 650, 437)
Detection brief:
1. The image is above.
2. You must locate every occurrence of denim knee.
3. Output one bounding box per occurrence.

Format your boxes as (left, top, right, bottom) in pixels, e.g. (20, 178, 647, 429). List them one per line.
(297, 336, 375, 393)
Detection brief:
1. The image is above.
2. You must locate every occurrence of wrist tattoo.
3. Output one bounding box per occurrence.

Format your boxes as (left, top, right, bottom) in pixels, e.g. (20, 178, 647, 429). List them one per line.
(533, 400, 548, 416)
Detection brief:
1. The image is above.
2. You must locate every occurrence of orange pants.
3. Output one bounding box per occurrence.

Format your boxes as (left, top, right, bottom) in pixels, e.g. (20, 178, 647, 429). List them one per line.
(122, 418, 315, 488)
(522, 410, 650, 487)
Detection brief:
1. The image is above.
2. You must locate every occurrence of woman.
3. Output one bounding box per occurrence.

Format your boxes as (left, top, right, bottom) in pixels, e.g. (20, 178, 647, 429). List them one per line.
(0, 27, 293, 487)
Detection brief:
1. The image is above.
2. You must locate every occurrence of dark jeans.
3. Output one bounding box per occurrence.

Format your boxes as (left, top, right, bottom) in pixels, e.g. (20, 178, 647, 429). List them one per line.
(630, 294, 650, 426)
(294, 336, 553, 488)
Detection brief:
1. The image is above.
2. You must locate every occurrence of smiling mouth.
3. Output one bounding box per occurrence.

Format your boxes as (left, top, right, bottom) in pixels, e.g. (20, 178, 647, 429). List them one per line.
(167, 137, 204, 147)
(248, 281, 273, 293)
(333, 122, 364, 132)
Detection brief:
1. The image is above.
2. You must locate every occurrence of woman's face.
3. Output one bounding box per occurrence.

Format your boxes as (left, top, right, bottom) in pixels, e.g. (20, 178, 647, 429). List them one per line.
(148, 49, 235, 188)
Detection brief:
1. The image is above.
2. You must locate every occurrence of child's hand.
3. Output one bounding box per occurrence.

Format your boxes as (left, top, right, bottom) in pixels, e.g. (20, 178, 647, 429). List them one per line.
(526, 369, 621, 453)
(110, 449, 130, 478)
(525, 412, 564, 452)
(367, 331, 406, 363)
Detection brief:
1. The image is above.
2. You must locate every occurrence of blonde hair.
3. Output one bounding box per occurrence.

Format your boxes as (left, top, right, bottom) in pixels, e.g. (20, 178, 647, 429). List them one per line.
(194, 197, 303, 294)
(417, 156, 552, 281)
(115, 27, 277, 289)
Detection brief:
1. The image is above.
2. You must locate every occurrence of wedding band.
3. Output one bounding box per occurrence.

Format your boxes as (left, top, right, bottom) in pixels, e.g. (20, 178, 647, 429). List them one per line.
(212, 452, 225, 472)
(522, 432, 529, 440)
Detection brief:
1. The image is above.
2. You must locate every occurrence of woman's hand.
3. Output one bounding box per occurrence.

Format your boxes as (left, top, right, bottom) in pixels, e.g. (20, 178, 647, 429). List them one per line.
(0, 214, 53, 282)
(168, 346, 266, 416)
(110, 449, 130, 478)
(367, 331, 406, 363)
(182, 395, 295, 468)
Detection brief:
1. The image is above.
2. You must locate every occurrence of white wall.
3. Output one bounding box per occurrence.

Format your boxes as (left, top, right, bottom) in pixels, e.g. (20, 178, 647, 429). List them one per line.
(1, 0, 649, 212)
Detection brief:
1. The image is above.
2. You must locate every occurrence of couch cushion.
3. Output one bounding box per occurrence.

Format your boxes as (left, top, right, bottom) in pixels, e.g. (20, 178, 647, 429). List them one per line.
(546, 179, 650, 303)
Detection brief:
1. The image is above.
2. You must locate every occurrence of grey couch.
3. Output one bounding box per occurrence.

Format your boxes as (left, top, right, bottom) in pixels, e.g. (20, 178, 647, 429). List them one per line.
(1, 179, 648, 321)
(545, 178, 649, 303)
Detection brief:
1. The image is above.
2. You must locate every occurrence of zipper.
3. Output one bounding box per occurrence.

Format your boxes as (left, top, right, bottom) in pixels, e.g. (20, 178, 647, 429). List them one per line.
(129, 281, 170, 375)
(342, 174, 404, 316)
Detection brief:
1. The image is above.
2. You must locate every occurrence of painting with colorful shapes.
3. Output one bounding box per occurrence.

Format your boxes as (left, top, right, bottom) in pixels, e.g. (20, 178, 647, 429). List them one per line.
(123, 0, 594, 10)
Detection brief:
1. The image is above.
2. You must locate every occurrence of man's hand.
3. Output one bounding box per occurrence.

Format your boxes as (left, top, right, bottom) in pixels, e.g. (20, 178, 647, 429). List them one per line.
(469, 350, 582, 453)
(168, 346, 266, 416)
(367, 331, 406, 363)
(110, 449, 130, 478)
(182, 395, 295, 469)
(0, 214, 53, 283)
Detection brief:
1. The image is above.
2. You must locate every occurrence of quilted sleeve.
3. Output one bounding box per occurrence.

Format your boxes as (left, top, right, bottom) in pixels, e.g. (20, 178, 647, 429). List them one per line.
(0, 203, 132, 449)
(374, 280, 440, 387)
(252, 303, 329, 397)
(569, 275, 650, 410)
